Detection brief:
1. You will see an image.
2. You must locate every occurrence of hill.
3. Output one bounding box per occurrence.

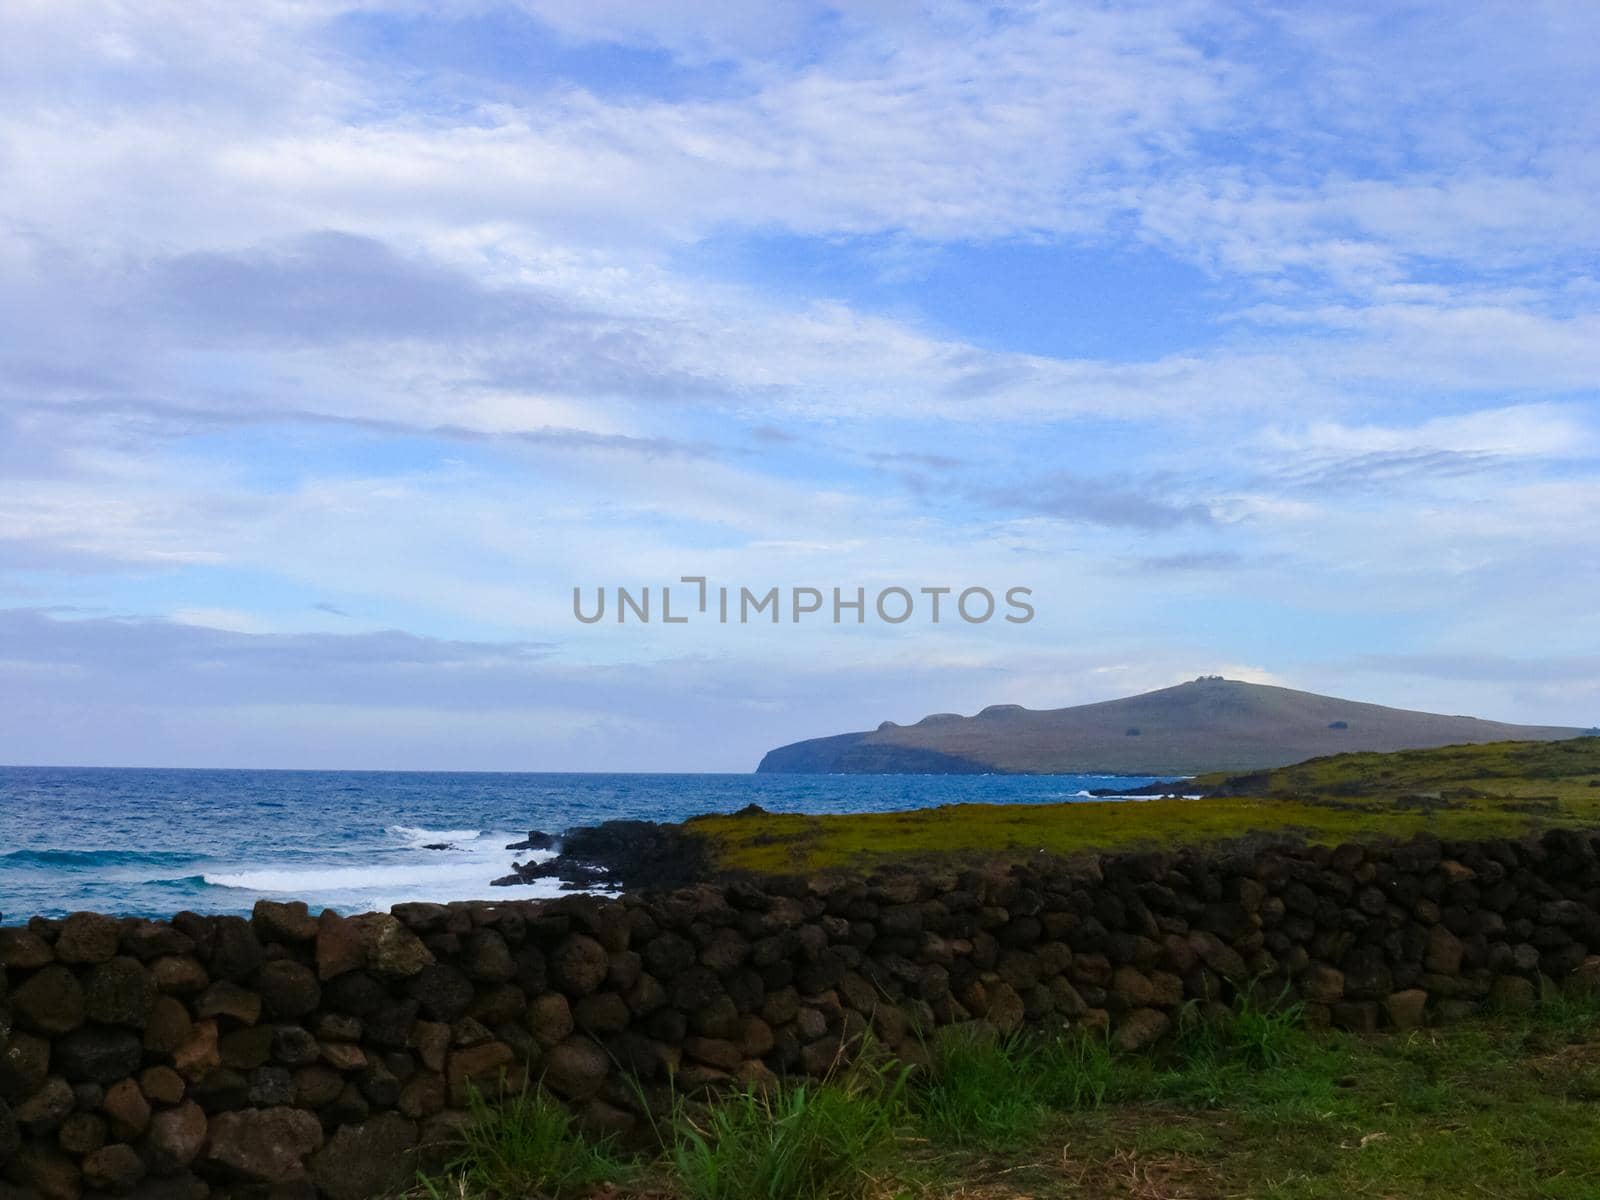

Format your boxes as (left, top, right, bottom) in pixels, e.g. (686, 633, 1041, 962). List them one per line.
(755, 676, 1585, 775)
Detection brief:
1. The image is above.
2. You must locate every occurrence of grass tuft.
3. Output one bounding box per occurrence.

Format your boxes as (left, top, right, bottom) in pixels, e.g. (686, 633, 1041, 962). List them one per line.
(426, 1084, 630, 1200)
(1034, 1028, 1120, 1111)
(911, 1027, 1047, 1150)
(668, 1061, 905, 1200)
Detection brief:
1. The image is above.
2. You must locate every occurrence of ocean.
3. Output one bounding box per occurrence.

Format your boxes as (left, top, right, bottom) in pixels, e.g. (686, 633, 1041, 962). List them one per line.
(0, 766, 1176, 921)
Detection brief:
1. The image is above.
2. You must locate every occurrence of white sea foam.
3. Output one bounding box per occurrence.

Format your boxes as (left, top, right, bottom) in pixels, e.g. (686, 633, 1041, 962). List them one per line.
(387, 825, 483, 846)
(202, 833, 566, 911)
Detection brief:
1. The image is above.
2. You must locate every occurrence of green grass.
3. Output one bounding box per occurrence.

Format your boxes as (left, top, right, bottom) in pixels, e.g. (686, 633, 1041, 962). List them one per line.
(911, 1027, 1051, 1150)
(688, 738, 1600, 874)
(422, 983, 1600, 1200)
(667, 1061, 906, 1200)
(425, 1085, 632, 1200)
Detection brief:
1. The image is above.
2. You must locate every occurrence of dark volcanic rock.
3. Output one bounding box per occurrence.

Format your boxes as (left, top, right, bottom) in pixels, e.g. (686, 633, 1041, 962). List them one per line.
(493, 819, 710, 892)
(56, 1028, 143, 1084)
(505, 831, 558, 851)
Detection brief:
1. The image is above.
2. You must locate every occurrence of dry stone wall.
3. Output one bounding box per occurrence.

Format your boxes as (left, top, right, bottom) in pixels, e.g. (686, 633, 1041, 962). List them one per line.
(6, 827, 1600, 1200)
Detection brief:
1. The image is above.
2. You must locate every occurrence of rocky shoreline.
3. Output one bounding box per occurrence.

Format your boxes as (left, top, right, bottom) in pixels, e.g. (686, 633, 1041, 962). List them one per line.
(491, 819, 711, 893)
(490, 807, 779, 894)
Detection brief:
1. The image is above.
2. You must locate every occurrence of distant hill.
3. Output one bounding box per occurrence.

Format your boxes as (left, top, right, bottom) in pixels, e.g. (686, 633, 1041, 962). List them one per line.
(755, 677, 1586, 775)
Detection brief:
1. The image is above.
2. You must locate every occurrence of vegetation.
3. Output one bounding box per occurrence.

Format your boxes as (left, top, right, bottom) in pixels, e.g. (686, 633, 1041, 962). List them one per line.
(422, 739, 1600, 1198)
(694, 737, 1600, 874)
(424, 1086, 630, 1200)
(910, 1026, 1057, 1151)
(667, 1061, 904, 1200)
(421, 982, 1600, 1199)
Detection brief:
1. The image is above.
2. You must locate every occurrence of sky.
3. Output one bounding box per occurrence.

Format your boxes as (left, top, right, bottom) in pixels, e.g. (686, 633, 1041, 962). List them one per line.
(1, 0, 1597, 771)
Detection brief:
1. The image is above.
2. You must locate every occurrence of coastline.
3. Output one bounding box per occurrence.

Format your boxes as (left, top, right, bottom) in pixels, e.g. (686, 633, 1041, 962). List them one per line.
(0, 769, 1176, 921)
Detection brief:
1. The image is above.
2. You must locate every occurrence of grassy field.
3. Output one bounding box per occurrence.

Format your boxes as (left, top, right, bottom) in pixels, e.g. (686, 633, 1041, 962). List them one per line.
(422, 984, 1600, 1200)
(691, 738, 1600, 875)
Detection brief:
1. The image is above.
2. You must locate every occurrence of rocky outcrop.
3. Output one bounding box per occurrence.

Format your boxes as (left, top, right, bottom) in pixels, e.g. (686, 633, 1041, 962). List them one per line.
(6, 827, 1600, 1199)
(491, 819, 710, 891)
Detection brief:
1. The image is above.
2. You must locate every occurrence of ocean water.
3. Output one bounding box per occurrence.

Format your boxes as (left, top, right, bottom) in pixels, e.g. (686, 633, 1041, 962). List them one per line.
(0, 766, 1176, 921)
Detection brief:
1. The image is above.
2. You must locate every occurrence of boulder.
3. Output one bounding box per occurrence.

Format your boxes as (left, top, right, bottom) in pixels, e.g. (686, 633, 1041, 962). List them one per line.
(407, 965, 474, 1021)
(206, 918, 264, 982)
(57, 913, 122, 964)
(318, 1041, 367, 1072)
(1, 1031, 51, 1102)
(138, 1065, 185, 1106)
(291, 1065, 343, 1109)
(541, 1036, 610, 1100)
(149, 957, 209, 996)
(55, 1027, 143, 1085)
(407, 1020, 451, 1073)
(683, 1037, 741, 1071)
(319, 912, 434, 980)
(550, 936, 609, 996)
(194, 981, 260, 1027)
(143, 1101, 207, 1174)
(13, 965, 86, 1035)
(985, 981, 1026, 1034)
(202, 1106, 323, 1183)
(1188, 932, 1248, 980)
(58, 1110, 107, 1155)
(249, 1065, 295, 1107)
(218, 1026, 274, 1070)
(7, 1144, 82, 1200)
(445, 1042, 516, 1106)
(102, 1078, 151, 1140)
(367, 914, 435, 978)
(460, 931, 516, 982)
(172, 1021, 221, 1082)
(251, 900, 318, 943)
(1113, 1007, 1171, 1053)
(397, 1072, 447, 1120)
(119, 921, 193, 962)
(573, 992, 630, 1035)
(1110, 966, 1155, 1008)
(0, 928, 55, 970)
(85, 958, 157, 1027)
(82, 1143, 146, 1193)
(1300, 963, 1345, 1005)
(307, 1113, 419, 1200)
(1424, 926, 1464, 975)
(15, 1076, 75, 1134)
(256, 961, 320, 1019)
(142, 996, 194, 1056)
(269, 1025, 321, 1067)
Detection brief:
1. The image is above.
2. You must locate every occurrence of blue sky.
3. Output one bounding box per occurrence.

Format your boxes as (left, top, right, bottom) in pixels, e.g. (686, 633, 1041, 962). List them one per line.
(1, 1, 1597, 769)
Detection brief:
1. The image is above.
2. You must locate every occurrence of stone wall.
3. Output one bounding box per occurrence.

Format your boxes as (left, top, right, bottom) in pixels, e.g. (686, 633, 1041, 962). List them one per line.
(5, 827, 1600, 1200)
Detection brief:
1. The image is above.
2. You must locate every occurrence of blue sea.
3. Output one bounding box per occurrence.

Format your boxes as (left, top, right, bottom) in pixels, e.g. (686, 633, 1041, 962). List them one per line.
(0, 767, 1176, 921)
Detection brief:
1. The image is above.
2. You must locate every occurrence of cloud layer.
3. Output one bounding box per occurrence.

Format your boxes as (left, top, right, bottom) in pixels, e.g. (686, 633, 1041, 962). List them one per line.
(2, 1, 1597, 767)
